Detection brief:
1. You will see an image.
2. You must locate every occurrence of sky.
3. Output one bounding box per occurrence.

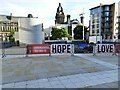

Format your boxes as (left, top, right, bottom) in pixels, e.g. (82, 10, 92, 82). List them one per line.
(0, 0, 119, 28)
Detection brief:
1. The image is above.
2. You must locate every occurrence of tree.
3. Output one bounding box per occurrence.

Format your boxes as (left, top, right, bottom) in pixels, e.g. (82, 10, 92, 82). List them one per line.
(73, 24, 88, 40)
(51, 27, 59, 40)
(8, 30, 15, 43)
(51, 27, 72, 40)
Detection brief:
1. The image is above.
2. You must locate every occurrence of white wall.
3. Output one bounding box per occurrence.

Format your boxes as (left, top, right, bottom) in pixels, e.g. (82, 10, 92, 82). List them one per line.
(19, 18, 44, 44)
(89, 36, 102, 43)
(113, 3, 118, 39)
(14, 32, 19, 41)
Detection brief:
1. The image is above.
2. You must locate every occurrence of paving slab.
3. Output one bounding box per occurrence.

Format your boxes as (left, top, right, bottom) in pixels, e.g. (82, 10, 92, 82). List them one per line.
(1, 52, 119, 88)
(2, 55, 116, 84)
(2, 69, 119, 88)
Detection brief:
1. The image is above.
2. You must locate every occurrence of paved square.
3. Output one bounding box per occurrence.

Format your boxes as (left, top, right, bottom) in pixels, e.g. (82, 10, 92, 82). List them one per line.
(1, 50, 119, 88)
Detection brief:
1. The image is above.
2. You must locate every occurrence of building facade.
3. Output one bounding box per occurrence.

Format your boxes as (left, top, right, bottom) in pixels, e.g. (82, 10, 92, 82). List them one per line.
(53, 3, 82, 40)
(0, 14, 44, 44)
(0, 15, 19, 41)
(118, 1, 120, 39)
(90, 3, 118, 40)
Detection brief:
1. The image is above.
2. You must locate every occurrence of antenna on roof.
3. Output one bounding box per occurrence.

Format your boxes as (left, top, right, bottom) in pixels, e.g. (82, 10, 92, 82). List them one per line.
(100, 3, 103, 6)
(10, 13, 12, 16)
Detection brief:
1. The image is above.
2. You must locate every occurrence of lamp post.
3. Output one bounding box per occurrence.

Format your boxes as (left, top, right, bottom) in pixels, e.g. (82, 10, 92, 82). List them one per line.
(80, 13, 85, 40)
(100, 3, 102, 43)
(49, 26, 52, 40)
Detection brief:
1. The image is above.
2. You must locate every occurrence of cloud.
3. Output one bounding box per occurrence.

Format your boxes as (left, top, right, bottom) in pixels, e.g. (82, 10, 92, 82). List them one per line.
(0, 0, 119, 28)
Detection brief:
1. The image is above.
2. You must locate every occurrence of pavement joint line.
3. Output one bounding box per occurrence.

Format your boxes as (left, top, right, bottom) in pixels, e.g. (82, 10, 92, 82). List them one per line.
(75, 54, 118, 69)
(1, 54, 119, 88)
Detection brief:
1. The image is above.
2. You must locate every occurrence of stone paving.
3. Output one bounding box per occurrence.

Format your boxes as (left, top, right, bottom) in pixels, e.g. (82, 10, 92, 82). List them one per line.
(2, 69, 119, 88)
(1, 53, 119, 88)
(86, 81, 119, 88)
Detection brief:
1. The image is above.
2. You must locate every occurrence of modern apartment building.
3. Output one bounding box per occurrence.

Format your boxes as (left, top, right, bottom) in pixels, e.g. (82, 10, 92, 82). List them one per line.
(89, 3, 118, 40)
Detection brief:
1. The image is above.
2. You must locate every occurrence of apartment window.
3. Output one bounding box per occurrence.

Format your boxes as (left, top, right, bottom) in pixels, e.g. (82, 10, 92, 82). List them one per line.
(92, 25, 95, 28)
(105, 17, 109, 21)
(97, 19, 99, 23)
(97, 24, 99, 28)
(92, 15, 95, 19)
(94, 14, 99, 19)
(105, 6, 110, 11)
(104, 12, 110, 16)
(92, 30, 95, 33)
(105, 23, 110, 28)
(92, 20, 95, 23)
(97, 29, 99, 33)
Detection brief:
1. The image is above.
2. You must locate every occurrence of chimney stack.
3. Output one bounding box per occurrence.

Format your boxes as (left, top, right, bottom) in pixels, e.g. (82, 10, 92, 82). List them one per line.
(80, 16, 83, 24)
(67, 15, 70, 24)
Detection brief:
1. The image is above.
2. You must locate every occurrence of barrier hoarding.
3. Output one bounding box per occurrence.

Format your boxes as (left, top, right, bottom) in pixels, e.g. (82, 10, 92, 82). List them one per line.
(79, 44, 88, 49)
(95, 44, 114, 53)
(26, 44, 50, 54)
(115, 44, 120, 54)
(51, 44, 74, 54)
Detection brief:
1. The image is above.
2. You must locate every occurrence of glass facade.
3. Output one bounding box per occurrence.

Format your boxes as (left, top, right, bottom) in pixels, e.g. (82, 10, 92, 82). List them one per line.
(90, 4, 114, 39)
(90, 7, 101, 36)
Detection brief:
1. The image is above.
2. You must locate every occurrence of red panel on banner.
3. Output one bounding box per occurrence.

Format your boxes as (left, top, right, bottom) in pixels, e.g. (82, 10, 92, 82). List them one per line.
(115, 44, 120, 53)
(26, 44, 50, 54)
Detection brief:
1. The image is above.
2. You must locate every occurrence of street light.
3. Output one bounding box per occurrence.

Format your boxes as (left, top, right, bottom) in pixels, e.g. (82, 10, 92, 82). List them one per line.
(100, 3, 102, 43)
(80, 12, 85, 40)
(49, 26, 53, 40)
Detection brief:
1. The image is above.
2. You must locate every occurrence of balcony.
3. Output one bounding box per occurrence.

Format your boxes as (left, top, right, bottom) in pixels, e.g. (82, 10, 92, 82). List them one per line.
(101, 16, 112, 18)
(101, 20, 112, 23)
(101, 10, 111, 12)
(101, 25, 112, 29)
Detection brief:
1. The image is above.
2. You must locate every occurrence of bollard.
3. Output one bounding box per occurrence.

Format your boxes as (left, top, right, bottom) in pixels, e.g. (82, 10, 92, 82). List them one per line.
(49, 45, 51, 56)
(2, 42, 6, 58)
(71, 44, 74, 56)
(93, 44, 96, 56)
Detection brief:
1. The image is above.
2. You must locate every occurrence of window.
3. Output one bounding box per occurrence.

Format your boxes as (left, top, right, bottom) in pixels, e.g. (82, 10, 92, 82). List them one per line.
(15, 27, 16, 31)
(1, 27, 2, 31)
(97, 29, 99, 33)
(92, 20, 95, 23)
(92, 25, 95, 28)
(97, 19, 99, 23)
(97, 24, 99, 28)
(8, 27, 10, 30)
(105, 17, 109, 21)
(105, 6, 110, 11)
(105, 23, 109, 28)
(92, 30, 95, 33)
(2, 27, 5, 31)
(92, 14, 95, 20)
(104, 12, 110, 16)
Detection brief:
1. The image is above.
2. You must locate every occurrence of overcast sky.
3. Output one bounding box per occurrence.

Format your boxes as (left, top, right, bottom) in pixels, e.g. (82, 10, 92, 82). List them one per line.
(0, 0, 119, 28)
